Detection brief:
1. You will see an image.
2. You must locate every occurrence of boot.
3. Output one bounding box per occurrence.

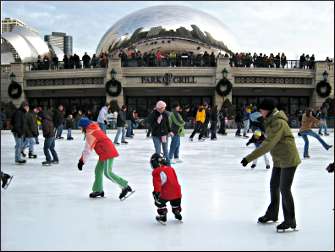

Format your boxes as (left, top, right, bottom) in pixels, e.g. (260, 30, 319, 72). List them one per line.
(89, 191, 104, 198)
(119, 186, 133, 200)
(15, 160, 26, 165)
(29, 152, 37, 159)
(156, 214, 167, 224)
(174, 212, 182, 221)
(276, 221, 296, 231)
(258, 215, 278, 223)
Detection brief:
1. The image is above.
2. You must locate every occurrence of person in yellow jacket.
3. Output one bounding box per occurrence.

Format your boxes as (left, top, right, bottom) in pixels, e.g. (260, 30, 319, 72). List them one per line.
(189, 105, 206, 141)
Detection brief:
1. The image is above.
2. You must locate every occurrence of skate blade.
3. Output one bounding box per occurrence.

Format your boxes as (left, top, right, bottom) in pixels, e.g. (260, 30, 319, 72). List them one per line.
(257, 220, 278, 224)
(156, 219, 167, 225)
(3, 176, 13, 190)
(276, 228, 299, 233)
(120, 190, 135, 201)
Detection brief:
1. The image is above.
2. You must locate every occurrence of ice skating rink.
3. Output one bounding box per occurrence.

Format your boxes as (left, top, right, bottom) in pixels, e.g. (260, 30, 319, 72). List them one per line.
(1, 129, 334, 251)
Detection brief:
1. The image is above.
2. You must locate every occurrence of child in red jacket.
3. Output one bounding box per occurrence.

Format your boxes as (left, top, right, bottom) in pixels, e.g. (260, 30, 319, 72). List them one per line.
(77, 117, 134, 200)
(150, 153, 182, 224)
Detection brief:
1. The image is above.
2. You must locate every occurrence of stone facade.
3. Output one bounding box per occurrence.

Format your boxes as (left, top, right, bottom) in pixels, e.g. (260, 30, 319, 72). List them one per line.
(1, 58, 333, 113)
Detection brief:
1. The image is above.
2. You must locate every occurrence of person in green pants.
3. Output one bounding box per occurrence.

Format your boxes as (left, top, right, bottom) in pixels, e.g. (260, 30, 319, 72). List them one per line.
(77, 117, 134, 200)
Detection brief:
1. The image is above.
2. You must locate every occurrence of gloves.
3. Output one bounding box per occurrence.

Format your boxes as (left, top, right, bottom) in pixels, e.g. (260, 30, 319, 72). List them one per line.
(77, 159, 84, 171)
(104, 120, 108, 125)
(246, 141, 250, 146)
(326, 163, 334, 173)
(241, 158, 248, 167)
(152, 191, 164, 207)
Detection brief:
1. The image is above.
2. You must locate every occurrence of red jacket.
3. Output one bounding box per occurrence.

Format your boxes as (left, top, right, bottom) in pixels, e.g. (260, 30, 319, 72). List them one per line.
(80, 122, 119, 162)
(152, 165, 182, 201)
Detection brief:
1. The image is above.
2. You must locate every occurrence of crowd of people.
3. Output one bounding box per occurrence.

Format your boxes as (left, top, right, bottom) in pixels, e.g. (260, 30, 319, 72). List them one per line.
(31, 52, 110, 70)
(118, 49, 219, 67)
(1, 97, 333, 231)
(27, 49, 333, 71)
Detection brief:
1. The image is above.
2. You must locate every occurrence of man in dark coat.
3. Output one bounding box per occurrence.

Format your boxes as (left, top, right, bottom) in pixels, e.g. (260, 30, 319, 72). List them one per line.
(53, 104, 65, 139)
(147, 101, 172, 164)
(22, 104, 38, 158)
(42, 110, 59, 166)
(11, 101, 28, 164)
(114, 105, 128, 144)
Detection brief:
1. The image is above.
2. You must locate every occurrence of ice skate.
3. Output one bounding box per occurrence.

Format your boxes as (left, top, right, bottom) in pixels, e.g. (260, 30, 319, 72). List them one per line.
(15, 160, 26, 165)
(251, 164, 256, 169)
(266, 165, 271, 169)
(89, 191, 105, 198)
(257, 215, 278, 224)
(42, 161, 52, 166)
(156, 215, 167, 225)
(28, 152, 37, 159)
(276, 222, 298, 232)
(2, 174, 13, 189)
(119, 186, 135, 201)
(174, 212, 183, 223)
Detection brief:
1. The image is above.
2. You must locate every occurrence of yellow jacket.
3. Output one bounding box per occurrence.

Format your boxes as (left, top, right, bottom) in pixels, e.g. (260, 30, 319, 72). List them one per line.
(196, 108, 206, 123)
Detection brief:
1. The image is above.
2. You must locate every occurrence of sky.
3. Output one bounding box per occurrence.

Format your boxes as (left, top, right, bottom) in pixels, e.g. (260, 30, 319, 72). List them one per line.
(1, 1, 334, 60)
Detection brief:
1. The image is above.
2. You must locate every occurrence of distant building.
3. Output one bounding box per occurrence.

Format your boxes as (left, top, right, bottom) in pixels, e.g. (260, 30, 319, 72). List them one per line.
(44, 32, 73, 56)
(1, 17, 38, 33)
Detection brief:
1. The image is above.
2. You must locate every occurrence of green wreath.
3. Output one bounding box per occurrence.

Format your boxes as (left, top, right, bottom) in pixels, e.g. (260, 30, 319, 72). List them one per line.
(316, 80, 331, 98)
(105, 79, 122, 97)
(216, 78, 233, 96)
(8, 81, 22, 99)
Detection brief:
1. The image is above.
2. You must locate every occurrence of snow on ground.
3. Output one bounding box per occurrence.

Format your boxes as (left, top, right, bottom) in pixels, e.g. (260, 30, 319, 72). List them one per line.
(1, 129, 334, 251)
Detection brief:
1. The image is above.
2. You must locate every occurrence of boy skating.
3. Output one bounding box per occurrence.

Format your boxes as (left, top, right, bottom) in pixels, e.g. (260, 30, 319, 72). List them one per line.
(246, 129, 270, 169)
(77, 117, 134, 200)
(150, 153, 182, 224)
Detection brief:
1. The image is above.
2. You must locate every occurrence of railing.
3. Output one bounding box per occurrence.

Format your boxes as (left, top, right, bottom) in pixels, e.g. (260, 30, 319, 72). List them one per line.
(229, 60, 316, 69)
(24, 60, 108, 72)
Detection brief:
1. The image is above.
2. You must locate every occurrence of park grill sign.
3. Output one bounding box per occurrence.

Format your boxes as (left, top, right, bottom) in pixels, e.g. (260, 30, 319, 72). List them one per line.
(141, 73, 197, 85)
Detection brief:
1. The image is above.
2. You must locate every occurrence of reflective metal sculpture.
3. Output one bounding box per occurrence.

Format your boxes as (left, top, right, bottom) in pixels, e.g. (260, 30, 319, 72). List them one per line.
(96, 5, 238, 55)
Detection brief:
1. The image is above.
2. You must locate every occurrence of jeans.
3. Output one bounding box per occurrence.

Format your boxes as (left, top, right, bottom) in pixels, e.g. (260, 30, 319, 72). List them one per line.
(152, 136, 169, 163)
(243, 119, 250, 136)
(210, 121, 217, 139)
(126, 120, 132, 137)
(169, 135, 180, 160)
(43, 137, 58, 162)
(56, 124, 63, 138)
(318, 119, 328, 134)
(67, 128, 72, 139)
(114, 127, 126, 143)
(300, 130, 331, 157)
(22, 137, 35, 154)
(13, 133, 24, 162)
(265, 166, 297, 225)
(98, 123, 107, 134)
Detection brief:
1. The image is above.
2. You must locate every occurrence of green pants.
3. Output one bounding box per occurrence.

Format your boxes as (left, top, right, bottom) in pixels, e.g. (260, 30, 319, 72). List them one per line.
(92, 158, 128, 192)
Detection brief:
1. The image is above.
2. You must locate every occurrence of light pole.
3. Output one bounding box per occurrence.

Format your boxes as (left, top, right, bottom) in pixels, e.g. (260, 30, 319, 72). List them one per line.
(111, 68, 117, 79)
(322, 70, 329, 81)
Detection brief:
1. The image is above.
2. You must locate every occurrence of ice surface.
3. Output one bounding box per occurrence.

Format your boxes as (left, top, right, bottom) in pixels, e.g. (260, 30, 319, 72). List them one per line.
(1, 129, 334, 251)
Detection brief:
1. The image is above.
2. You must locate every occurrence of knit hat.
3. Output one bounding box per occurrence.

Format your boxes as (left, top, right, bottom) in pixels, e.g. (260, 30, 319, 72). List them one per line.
(259, 98, 276, 111)
(156, 100, 166, 110)
(78, 117, 92, 128)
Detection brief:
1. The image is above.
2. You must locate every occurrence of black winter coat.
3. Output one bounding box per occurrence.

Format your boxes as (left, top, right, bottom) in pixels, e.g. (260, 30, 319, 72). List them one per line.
(24, 111, 38, 137)
(210, 110, 218, 122)
(53, 109, 65, 127)
(42, 112, 55, 138)
(11, 108, 26, 137)
(147, 110, 171, 137)
(116, 110, 127, 127)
